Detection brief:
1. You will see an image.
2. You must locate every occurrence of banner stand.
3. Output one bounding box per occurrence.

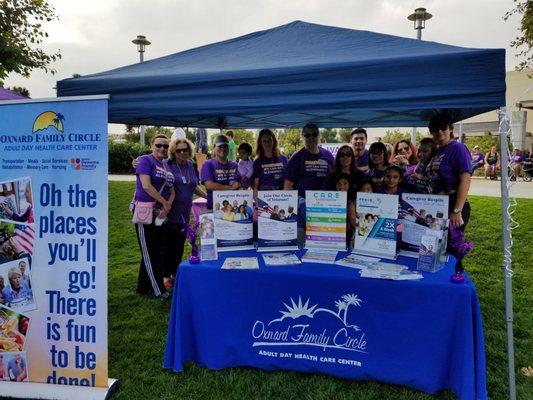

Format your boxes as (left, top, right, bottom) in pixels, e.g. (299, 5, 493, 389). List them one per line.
(0, 378, 119, 400)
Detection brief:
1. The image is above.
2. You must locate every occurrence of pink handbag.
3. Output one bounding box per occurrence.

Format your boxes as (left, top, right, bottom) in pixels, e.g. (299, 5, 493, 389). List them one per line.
(132, 201, 155, 224)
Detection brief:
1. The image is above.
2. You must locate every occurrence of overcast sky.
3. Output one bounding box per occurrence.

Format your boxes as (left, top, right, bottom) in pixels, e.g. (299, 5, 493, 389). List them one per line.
(3, 0, 524, 133)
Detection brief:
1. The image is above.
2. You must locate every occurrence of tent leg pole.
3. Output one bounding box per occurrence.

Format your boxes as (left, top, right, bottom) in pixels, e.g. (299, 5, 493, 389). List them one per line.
(498, 107, 516, 400)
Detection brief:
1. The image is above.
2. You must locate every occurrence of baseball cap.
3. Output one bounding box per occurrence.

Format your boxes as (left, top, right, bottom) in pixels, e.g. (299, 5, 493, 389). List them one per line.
(214, 135, 229, 147)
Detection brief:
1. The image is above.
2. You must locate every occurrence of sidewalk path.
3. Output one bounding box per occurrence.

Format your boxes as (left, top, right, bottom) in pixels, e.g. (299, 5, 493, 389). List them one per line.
(108, 175, 533, 199)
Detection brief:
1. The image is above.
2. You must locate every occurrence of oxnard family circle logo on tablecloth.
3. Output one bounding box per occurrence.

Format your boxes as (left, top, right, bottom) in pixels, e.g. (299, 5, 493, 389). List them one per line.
(251, 294, 367, 365)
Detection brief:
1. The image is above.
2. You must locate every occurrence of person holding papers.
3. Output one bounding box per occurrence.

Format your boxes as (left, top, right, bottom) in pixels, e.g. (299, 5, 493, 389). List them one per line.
(378, 165, 404, 195)
(201, 135, 241, 210)
(367, 142, 390, 191)
(252, 129, 288, 195)
(335, 173, 356, 248)
(284, 124, 334, 241)
(426, 112, 472, 229)
(402, 138, 436, 194)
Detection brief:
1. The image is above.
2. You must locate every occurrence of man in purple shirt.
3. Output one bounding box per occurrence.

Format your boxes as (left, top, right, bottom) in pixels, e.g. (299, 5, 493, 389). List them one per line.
(284, 124, 334, 241)
(200, 135, 241, 209)
(350, 127, 369, 172)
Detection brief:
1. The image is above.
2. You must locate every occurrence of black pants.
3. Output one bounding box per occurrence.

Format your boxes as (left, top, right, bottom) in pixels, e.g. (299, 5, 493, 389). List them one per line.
(161, 222, 187, 278)
(135, 223, 165, 297)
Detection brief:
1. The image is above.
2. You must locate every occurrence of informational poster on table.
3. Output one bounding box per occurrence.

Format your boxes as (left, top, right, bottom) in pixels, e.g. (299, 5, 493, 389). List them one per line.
(256, 191, 298, 251)
(0, 97, 108, 388)
(212, 191, 254, 251)
(199, 213, 217, 261)
(354, 192, 398, 259)
(399, 193, 449, 254)
(305, 191, 347, 250)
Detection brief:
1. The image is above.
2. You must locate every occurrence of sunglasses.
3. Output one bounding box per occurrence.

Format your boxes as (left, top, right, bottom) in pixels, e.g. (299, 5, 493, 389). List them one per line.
(338, 152, 353, 158)
(397, 146, 410, 153)
(154, 143, 169, 149)
(303, 132, 319, 138)
(175, 148, 189, 153)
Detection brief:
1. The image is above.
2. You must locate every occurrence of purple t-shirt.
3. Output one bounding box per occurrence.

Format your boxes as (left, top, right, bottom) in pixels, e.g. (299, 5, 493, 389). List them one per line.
(427, 141, 472, 194)
(355, 149, 369, 168)
(285, 148, 334, 197)
(167, 160, 198, 223)
(471, 152, 484, 164)
(368, 168, 386, 191)
(402, 164, 432, 194)
(253, 155, 288, 190)
(135, 155, 174, 202)
(200, 158, 240, 209)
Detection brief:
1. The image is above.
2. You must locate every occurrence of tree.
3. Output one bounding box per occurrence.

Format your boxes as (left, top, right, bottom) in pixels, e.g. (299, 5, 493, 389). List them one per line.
(505, 1, 533, 71)
(278, 129, 302, 157)
(229, 129, 255, 147)
(381, 129, 422, 145)
(124, 126, 173, 144)
(338, 128, 352, 143)
(321, 128, 339, 143)
(463, 132, 499, 154)
(0, 0, 61, 85)
(6, 86, 29, 97)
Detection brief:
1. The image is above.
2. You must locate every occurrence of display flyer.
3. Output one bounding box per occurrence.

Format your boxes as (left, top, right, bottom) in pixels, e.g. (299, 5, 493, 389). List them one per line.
(0, 97, 108, 388)
(354, 192, 398, 259)
(257, 190, 298, 251)
(199, 213, 217, 261)
(213, 191, 254, 251)
(399, 193, 449, 254)
(305, 191, 347, 250)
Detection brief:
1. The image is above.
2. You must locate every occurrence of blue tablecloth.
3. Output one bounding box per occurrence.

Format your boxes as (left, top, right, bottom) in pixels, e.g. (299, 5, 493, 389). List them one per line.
(164, 250, 487, 400)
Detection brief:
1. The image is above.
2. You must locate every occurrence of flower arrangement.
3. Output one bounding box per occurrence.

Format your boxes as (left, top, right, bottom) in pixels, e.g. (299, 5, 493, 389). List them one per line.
(448, 224, 473, 283)
(182, 216, 200, 264)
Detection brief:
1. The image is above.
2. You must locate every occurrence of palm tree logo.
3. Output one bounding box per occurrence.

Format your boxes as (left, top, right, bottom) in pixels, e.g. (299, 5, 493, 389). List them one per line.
(52, 113, 65, 132)
(268, 293, 363, 331)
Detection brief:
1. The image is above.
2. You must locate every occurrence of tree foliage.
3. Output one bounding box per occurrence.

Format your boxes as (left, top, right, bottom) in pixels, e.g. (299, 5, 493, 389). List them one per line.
(123, 126, 173, 143)
(463, 132, 499, 154)
(380, 129, 423, 146)
(6, 86, 30, 97)
(505, 1, 533, 71)
(320, 128, 339, 143)
(278, 129, 302, 157)
(228, 129, 255, 147)
(0, 0, 61, 85)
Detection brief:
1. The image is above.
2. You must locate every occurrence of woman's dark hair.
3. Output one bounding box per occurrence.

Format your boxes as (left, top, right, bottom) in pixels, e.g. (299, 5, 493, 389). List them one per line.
(333, 145, 357, 175)
(385, 164, 404, 179)
(428, 112, 454, 136)
(356, 179, 375, 192)
(255, 129, 280, 158)
(418, 137, 437, 159)
(238, 142, 253, 155)
(368, 142, 389, 170)
(334, 173, 351, 185)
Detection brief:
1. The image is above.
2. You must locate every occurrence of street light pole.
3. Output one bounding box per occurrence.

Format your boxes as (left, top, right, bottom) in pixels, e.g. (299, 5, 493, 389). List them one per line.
(132, 35, 151, 145)
(407, 8, 432, 144)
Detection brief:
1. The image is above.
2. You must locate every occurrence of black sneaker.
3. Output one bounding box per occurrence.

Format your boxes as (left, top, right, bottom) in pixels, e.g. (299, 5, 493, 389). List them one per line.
(158, 292, 171, 302)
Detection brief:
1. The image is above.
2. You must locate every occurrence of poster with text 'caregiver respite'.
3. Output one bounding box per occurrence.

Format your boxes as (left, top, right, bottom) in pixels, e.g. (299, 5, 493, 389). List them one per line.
(305, 191, 347, 251)
(354, 192, 398, 260)
(257, 191, 298, 251)
(213, 191, 254, 251)
(0, 97, 108, 388)
(399, 193, 449, 255)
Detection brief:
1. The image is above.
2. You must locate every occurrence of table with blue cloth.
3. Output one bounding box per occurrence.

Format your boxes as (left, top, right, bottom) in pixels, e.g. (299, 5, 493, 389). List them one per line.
(164, 250, 487, 400)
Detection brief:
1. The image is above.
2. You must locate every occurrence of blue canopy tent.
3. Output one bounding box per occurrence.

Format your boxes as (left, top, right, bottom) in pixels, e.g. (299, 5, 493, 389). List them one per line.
(56, 20, 505, 128)
(57, 20, 517, 400)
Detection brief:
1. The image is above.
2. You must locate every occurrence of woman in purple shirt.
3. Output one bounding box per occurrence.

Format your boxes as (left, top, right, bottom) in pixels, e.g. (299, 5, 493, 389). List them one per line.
(252, 129, 288, 197)
(426, 113, 472, 230)
(164, 137, 206, 288)
(367, 142, 390, 191)
(134, 134, 175, 300)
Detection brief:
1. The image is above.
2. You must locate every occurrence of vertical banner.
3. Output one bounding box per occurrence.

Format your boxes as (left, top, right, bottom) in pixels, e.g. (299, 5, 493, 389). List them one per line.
(305, 191, 347, 250)
(0, 97, 108, 388)
(257, 190, 298, 251)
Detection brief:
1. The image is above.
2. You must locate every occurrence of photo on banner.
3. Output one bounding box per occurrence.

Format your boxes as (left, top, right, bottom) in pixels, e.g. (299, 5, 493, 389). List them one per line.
(257, 190, 298, 251)
(399, 193, 449, 255)
(305, 190, 347, 251)
(0, 305, 31, 353)
(0, 97, 109, 390)
(354, 192, 398, 260)
(213, 191, 254, 251)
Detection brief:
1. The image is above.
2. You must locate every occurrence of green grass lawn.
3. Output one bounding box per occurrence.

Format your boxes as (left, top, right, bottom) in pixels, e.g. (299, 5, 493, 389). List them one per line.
(107, 182, 532, 400)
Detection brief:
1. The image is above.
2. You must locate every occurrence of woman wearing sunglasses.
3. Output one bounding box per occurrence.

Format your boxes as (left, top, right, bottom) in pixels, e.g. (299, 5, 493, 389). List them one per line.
(322, 145, 366, 194)
(389, 139, 418, 168)
(134, 134, 175, 300)
(284, 123, 334, 242)
(163, 137, 207, 290)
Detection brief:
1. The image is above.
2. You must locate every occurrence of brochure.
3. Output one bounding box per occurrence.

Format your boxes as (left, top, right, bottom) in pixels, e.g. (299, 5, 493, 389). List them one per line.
(199, 213, 218, 261)
(213, 191, 254, 251)
(301, 249, 339, 264)
(305, 191, 347, 251)
(399, 193, 449, 254)
(417, 234, 443, 272)
(257, 190, 298, 251)
(221, 257, 259, 270)
(354, 192, 398, 259)
(261, 253, 302, 266)
(335, 254, 381, 269)
(360, 269, 423, 280)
